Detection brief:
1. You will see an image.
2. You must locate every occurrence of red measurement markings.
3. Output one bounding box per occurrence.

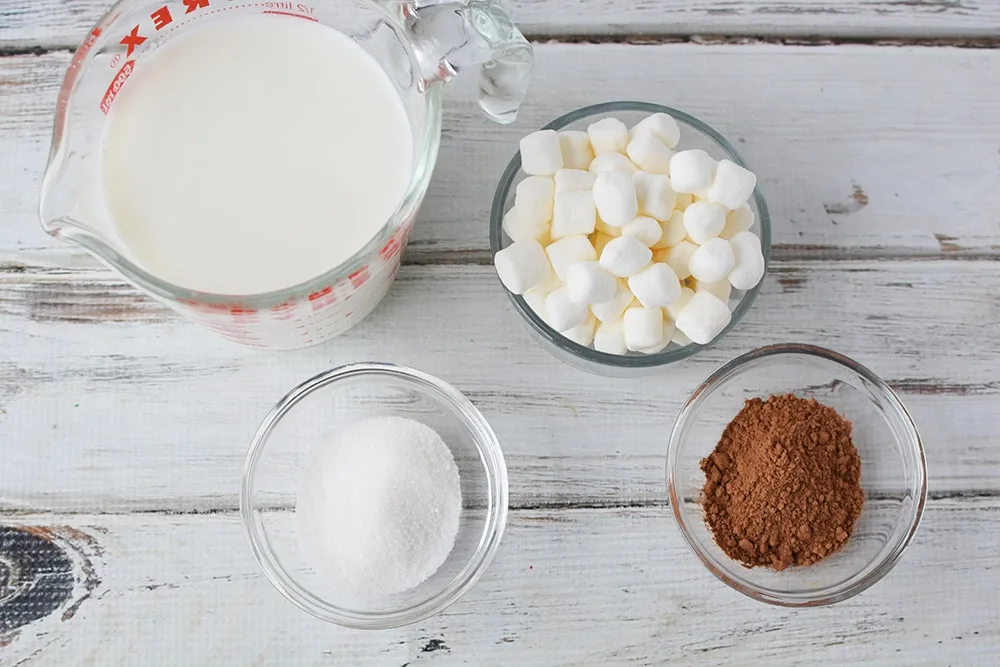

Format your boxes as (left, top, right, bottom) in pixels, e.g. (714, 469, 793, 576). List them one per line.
(261, 10, 318, 21)
(349, 267, 370, 289)
(308, 286, 336, 311)
(100, 60, 135, 114)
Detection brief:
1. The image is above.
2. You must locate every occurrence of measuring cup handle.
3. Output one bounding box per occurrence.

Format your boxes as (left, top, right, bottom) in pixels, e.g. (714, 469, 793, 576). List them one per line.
(389, 0, 534, 123)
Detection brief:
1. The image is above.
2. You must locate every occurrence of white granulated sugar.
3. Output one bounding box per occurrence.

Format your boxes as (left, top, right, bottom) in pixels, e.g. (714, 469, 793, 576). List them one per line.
(295, 415, 462, 599)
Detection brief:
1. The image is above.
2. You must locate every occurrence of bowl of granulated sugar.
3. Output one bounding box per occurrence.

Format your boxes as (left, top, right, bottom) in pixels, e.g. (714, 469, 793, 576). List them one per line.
(241, 363, 507, 629)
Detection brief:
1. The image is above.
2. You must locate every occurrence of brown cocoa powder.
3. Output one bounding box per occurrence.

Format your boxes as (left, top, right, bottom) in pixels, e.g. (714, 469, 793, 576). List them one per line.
(700, 393, 864, 570)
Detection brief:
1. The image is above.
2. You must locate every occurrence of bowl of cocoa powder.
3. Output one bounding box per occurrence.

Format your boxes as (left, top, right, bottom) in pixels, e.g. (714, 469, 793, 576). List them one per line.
(666, 343, 927, 606)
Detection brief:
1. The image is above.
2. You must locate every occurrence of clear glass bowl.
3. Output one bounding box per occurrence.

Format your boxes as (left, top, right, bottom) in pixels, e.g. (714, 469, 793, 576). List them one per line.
(489, 101, 771, 376)
(667, 344, 927, 606)
(240, 363, 508, 628)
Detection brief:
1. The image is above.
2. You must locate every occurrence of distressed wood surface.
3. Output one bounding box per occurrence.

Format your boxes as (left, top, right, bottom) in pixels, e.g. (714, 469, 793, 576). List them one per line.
(3, 44, 1000, 267)
(1, 260, 999, 513)
(3, 2, 1000, 663)
(3, 0, 1000, 48)
(2, 499, 999, 665)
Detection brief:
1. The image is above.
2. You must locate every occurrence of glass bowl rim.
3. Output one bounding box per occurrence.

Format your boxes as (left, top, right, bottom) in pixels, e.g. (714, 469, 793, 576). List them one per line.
(489, 100, 772, 369)
(239, 362, 509, 629)
(665, 342, 929, 607)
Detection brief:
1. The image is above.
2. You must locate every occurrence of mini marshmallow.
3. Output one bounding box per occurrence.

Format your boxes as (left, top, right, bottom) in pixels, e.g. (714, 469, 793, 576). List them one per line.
(544, 286, 589, 331)
(623, 306, 665, 351)
(639, 316, 675, 353)
(558, 130, 594, 170)
(664, 240, 697, 280)
(503, 206, 548, 242)
(693, 278, 732, 303)
(706, 159, 757, 210)
(670, 150, 716, 195)
(515, 176, 555, 226)
(728, 231, 766, 290)
(630, 113, 681, 149)
(683, 200, 727, 244)
(675, 291, 731, 345)
(546, 235, 597, 281)
(633, 171, 677, 222)
(675, 192, 694, 211)
(599, 235, 652, 278)
(552, 189, 597, 239)
(565, 261, 617, 304)
(494, 239, 550, 294)
(554, 168, 597, 193)
(519, 129, 563, 176)
(627, 262, 682, 308)
(593, 318, 627, 355)
(689, 237, 736, 283)
(587, 117, 629, 156)
(591, 281, 634, 323)
(561, 314, 597, 347)
(626, 131, 674, 175)
(671, 329, 692, 346)
(622, 216, 663, 247)
(591, 231, 616, 256)
(522, 284, 550, 323)
(593, 171, 638, 227)
(589, 153, 638, 176)
(721, 202, 755, 239)
(664, 286, 694, 321)
(654, 211, 687, 249)
(595, 218, 622, 237)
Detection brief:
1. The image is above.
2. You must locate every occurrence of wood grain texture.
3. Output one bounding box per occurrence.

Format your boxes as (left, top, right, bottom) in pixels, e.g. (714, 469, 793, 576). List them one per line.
(3, 0, 1000, 49)
(1, 261, 997, 511)
(4, 43, 1000, 268)
(2, 499, 998, 665)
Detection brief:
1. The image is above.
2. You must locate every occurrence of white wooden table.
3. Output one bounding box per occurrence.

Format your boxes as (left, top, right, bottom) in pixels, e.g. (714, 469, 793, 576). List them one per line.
(2, 1, 1000, 664)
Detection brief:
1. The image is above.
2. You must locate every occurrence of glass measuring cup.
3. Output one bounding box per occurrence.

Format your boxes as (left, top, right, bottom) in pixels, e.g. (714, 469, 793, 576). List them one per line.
(40, 0, 533, 349)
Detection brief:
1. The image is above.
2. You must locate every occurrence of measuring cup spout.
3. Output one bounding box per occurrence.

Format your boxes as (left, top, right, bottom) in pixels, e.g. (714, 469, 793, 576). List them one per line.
(383, 0, 534, 123)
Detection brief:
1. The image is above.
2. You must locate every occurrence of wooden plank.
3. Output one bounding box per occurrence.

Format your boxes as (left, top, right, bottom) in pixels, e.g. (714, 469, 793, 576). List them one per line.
(1, 499, 998, 665)
(1, 260, 997, 511)
(3, 0, 1000, 49)
(4, 43, 1000, 267)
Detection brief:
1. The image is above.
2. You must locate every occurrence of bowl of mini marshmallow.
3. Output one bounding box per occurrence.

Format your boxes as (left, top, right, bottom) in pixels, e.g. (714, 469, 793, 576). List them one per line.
(490, 101, 771, 375)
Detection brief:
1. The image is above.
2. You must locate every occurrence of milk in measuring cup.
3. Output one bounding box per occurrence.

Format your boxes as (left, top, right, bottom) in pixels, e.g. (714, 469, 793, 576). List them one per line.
(101, 14, 414, 295)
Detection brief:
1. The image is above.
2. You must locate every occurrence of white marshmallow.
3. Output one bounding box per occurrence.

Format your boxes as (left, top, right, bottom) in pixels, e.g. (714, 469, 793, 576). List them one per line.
(587, 117, 629, 156)
(670, 150, 716, 195)
(670, 329, 692, 346)
(633, 171, 677, 222)
(519, 129, 563, 176)
(522, 284, 550, 323)
(639, 316, 675, 353)
(561, 314, 597, 347)
(591, 281, 634, 323)
(595, 218, 623, 237)
(591, 231, 615, 256)
(557, 130, 594, 171)
(565, 261, 617, 305)
(626, 131, 674, 175)
(544, 286, 589, 331)
(706, 159, 757, 210)
(552, 189, 597, 239)
(593, 318, 627, 355)
(593, 171, 638, 227)
(664, 286, 694, 321)
(494, 239, 551, 294)
(515, 176, 555, 226)
(503, 206, 548, 242)
(589, 153, 638, 176)
(693, 278, 732, 303)
(627, 262, 682, 308)
(622, 216, 663, 247)
(675, 192, 694, 211)
(675, 291, 732, 345)
(630, 113, 681, 149)
(599, 235, 652, 278)
(554, 168, 597, 193)
(689, 237, 736, 283)
(664, 240, 697, 280)
(728, 231, 766, 290)
(721, 202, 755, 239)
(683, 201, 727, 244)
(545, 235, 597, 281)
(654, 211, 687, 249)
(623, 306, 665, 351)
